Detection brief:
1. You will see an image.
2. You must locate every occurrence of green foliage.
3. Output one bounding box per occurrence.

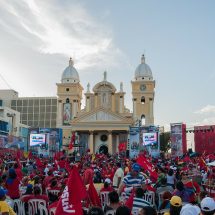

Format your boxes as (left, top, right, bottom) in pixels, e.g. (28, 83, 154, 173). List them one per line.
(160, 132, 171, 152)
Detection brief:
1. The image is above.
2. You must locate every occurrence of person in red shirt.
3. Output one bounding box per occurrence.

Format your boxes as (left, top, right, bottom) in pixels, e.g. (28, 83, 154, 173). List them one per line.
(21, 185, 49, 206)
(14, 162, 23, 181)
(100, 179, 114, 193)
(5, 168, 20, 199)
(42, 170, 54, 192)
(46, 179, 61, 193)
(83, 164, 94, 185)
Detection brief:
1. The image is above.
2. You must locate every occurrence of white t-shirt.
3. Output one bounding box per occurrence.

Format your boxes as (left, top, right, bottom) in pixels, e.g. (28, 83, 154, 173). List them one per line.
(113, 168, 124, 187)
(167, 174, 175, 185)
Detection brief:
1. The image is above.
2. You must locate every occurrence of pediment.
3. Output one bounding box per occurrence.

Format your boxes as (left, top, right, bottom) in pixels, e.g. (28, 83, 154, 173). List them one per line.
(72, 108, 128, 123)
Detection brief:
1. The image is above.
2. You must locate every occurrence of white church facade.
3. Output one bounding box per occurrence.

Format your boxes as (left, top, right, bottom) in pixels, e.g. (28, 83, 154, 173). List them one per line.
(57, 55, 155, 154)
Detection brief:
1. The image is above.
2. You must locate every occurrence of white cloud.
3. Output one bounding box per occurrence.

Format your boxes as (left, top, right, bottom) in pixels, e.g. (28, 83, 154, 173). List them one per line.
(0, 0, 126, 70)
(195, 105, 215, 114)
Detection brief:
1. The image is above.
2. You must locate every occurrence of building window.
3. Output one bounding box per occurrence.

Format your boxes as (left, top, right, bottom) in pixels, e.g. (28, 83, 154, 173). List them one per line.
(66, 98, 70, 103)
(66, 88, 69, 92)
(141, 96, 145, 104)
(100, 134, 108, 142)
(141, 114, 145, 125)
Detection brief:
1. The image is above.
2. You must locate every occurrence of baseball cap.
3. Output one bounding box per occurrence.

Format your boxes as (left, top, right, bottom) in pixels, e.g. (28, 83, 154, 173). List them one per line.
(180, 204, 200, 215)
(170, 196, 182, 207)
(0, 188, 7, 198)
(104, 178, 111, 184)
(132, 163, 141, 172)
(201, 197, 215, 212)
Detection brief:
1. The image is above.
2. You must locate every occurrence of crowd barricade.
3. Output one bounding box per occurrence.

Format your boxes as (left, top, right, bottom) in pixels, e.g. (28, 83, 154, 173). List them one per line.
(157, 191, 166, 210)
(143, 192, 154, 207)
(13, 199, 25, 215)
(100, 191, 110, 210)
(46, 189, 60, 196)
(28, 199, 48, 215)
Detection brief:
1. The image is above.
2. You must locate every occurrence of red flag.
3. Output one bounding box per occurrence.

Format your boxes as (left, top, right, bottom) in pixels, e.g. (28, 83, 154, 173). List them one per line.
(69, 132, 76, 150)
(28, 151, 33, 159)
(87, 180, 101, 207)
(118, 142, 127, 152)
(125, 189, 135, 210)
(198, 157, 208, 171)
(16, 150, 21, 160)
(35, 158, 43, 170)
(137, 154, 158, 181)
(65, 162, 71, 173)
(55, 166, 87, 215)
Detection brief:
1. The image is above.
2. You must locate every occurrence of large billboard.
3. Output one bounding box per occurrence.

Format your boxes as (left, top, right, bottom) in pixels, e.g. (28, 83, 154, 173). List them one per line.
(0, 135, 26, 150)
(140, 126, 160, 157)
(129, 127, 140, 158)
(143, 133, 157, 146)
(30, 134, 46, 147)
(194, 125, 215, 154)
(63, 103, 71, 125)
(170, 123, 186, 158)
(29, 128, 62, 157)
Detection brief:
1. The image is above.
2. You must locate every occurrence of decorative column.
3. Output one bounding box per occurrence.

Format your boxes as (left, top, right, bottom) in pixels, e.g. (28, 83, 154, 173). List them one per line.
(86, 97, 90, 112)
(119, 96, 123, 113)
(57, 100, 63, 127)
(89, 131, 94, 154)
(95, 94, 98, 108)
(73, 100, 77, 118)
(111, 93, 115, 112)
(133, 98, 137, 119)
(116, 134, 119, 153)
(149, 98, 154, 124)
(108, 131, 113, 154)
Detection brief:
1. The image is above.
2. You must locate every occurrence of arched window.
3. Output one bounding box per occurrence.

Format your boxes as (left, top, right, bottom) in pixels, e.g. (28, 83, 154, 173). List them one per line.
(141, 114, 145, 125)
(141, 96, 145, 104)
(66, 98, 70, 103)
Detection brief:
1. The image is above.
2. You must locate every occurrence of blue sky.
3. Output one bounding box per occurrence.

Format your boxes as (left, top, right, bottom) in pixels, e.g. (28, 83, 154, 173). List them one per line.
(0, 0, 215, 129)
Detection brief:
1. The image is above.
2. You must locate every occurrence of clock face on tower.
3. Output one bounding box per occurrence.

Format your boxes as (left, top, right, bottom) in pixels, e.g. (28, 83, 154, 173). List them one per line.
(140, 84, 146, 91)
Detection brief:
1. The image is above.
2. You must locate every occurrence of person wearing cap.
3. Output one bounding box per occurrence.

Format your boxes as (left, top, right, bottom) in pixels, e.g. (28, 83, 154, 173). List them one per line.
(163, 196, 182, 215)
(0, 188, 16, 215)
(118, 163, 145, 199)
(200, 197, 215, 215)
(180, 203, 201, 215)
(100, 178, 113, 193)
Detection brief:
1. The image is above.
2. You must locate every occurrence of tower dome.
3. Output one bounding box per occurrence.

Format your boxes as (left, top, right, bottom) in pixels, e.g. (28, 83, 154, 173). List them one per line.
(135, 55, 153, 80)
(61, 58, 80, 83)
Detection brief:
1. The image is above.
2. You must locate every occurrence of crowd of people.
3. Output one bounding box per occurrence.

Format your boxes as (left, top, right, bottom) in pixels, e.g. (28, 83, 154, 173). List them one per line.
(0, 149, 214, 215)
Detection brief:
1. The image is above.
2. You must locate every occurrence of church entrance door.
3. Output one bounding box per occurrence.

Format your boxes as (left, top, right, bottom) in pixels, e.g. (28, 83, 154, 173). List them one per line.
(99, 145, 108, 155)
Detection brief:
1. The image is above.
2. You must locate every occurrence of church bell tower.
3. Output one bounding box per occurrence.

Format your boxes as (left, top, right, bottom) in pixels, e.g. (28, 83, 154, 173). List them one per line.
(56, 58, 83, 127)
(131, 55, 155, 125)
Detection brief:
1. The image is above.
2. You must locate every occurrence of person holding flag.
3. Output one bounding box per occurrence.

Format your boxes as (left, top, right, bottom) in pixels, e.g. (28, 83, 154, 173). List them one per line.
(55, 165, 87, 215)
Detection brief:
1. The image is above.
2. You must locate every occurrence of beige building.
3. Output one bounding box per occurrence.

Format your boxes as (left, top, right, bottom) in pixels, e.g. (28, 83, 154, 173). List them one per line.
(0, 90, 57, 128)
(57, 55, 155, 154)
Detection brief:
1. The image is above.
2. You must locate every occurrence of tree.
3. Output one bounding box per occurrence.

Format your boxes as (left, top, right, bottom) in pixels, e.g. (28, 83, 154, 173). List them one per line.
(160, 132, 171, 152)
